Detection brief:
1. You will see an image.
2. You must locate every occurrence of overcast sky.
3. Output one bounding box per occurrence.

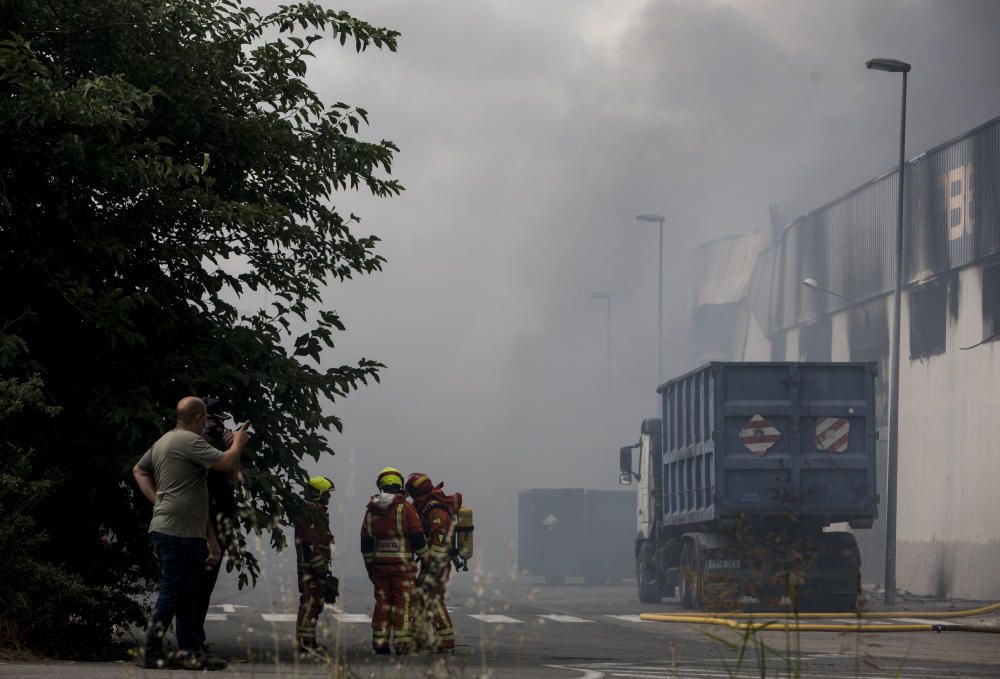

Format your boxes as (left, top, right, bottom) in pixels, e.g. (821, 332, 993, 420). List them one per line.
(240, 0, 1000, 583)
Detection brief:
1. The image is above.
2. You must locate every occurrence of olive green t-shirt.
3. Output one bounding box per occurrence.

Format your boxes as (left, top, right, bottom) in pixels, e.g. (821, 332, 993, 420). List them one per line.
(137, 429, 224, 539)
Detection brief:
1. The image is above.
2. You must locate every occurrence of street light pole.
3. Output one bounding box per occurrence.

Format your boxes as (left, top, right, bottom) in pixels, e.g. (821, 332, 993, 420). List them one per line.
(636, 214, 666, 384)
(866, 57, 911, 607)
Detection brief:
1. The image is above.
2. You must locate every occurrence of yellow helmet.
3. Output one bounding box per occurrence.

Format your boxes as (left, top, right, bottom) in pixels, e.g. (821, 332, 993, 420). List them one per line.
(376, 466, 403, 491)
(307, 476, 335, 499)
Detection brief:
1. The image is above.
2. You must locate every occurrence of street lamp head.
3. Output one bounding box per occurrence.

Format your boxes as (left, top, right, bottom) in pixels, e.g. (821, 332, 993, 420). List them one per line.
(866, 58, 911, 73)
(589, 291, 611, 300)
(636, 213, 665, 224)
(802, 277, 820, 289)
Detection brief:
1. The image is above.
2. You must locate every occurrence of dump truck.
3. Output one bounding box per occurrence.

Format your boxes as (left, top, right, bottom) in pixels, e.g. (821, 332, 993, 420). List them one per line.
(518, 488, 635, 585)
(619, 362, 878, 611)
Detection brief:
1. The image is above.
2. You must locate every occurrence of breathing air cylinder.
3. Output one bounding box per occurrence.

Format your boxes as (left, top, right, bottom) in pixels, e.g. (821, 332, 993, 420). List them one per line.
(453, 506, 474, 571)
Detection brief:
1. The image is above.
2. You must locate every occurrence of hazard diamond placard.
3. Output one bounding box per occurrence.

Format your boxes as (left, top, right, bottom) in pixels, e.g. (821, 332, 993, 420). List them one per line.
(816, 417, 850, 453)
(739, 415, 780, 456)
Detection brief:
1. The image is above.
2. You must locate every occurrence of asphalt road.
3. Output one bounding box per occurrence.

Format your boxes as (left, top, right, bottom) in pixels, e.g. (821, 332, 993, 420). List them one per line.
(3, 576, 999, 678)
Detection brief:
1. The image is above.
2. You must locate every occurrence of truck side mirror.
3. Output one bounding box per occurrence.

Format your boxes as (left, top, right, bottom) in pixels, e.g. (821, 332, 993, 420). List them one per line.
(619, 446, 638, 485)
(619, 446, 632, 475)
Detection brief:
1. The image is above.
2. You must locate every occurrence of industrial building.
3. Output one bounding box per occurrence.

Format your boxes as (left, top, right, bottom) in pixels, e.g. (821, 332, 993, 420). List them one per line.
(690, 116, 1000, 600)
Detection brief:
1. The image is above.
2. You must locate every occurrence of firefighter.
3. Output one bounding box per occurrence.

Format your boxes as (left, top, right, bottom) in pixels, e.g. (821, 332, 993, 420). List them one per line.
(294, 476, 334, 655)
(360, 467, 428, 654)
(405, 472, 459, 653)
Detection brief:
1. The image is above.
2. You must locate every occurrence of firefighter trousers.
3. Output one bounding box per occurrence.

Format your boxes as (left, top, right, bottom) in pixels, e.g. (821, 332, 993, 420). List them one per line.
(371, 568, 416, 653)
(296, 571, 326, 647)
(417, 579, 454, 651)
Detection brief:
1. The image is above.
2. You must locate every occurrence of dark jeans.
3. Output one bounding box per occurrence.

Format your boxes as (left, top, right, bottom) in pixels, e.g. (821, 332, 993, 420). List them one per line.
(194, 547, 223, 647)
(145, 532, 206, 661)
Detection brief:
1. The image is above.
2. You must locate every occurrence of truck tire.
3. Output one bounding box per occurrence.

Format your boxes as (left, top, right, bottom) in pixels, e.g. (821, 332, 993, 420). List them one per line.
(799, 532, 861, 612)
(678, 542, 703, 610)
(636, 546, 662, 603)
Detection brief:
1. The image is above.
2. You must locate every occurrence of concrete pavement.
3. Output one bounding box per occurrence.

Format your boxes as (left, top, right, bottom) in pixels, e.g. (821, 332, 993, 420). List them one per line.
(3, 578, 999, 678)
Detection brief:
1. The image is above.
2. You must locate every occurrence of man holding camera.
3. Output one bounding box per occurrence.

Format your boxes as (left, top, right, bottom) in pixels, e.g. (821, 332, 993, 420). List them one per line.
(193, 397, 241, 653)
(133, 396, 249, 671)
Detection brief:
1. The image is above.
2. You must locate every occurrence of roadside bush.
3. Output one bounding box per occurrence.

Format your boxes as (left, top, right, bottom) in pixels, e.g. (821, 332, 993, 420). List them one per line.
(0, 0, 400, 656)
(0, 375, 112, 657)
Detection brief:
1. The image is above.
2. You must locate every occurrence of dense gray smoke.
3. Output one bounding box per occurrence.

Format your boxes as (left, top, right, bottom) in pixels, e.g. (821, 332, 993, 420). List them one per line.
(229, 0, 1000, 592)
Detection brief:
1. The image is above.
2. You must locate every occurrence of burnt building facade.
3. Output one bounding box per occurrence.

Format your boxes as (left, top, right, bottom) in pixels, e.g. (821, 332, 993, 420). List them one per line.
(691, 117, 1000, 599)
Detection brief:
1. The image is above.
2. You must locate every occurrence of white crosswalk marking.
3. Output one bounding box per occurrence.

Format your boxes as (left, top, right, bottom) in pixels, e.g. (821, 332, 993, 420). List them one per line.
(219, 609, 969, 633)
(210, 603, 247, 613)
(333, 613, 371, 623)
(261, 613, 298, 623)
(469, 614, 522, 624)
(251, 612, 372, 623)
(801, 652, 850, 659)
(544, 667, 604, 679)
(538, 614, 593, 623)
(557, 660, 984, 679)
(604, 614, 646, 623)
(892, 617, 957, 626)
(223, 611, 642, 625)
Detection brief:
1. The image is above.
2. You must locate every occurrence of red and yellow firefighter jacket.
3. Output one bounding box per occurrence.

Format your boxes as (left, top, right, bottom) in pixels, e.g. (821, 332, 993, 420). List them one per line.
(413, 487, 461, 572)
(360, 491, 428, 574)
(294, 501, 333, 576)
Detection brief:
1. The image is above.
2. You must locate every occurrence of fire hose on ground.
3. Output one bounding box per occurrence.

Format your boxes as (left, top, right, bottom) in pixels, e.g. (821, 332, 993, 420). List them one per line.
(640, 600, 1000, 633)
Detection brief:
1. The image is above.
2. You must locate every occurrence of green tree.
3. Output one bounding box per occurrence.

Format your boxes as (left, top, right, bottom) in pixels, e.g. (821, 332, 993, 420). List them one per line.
(0, 0, 400, 655)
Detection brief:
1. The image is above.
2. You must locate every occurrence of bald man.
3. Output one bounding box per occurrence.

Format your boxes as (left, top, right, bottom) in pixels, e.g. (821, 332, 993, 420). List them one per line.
(133, 396, 249, 670)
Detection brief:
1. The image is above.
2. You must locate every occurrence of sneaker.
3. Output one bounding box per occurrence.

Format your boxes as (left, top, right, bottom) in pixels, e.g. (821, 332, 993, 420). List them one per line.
(133, 646, 167, 670)
(168, 651, 203, 670)
(201, 655, 228, 671)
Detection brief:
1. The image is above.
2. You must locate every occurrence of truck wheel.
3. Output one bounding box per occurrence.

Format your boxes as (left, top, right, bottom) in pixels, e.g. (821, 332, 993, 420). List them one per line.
(636, 554, 662, 603)
(678, 542, 703, 610)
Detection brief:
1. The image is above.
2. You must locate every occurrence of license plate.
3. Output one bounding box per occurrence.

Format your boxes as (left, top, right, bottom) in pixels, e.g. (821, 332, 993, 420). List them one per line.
(705, 559, 741, 570)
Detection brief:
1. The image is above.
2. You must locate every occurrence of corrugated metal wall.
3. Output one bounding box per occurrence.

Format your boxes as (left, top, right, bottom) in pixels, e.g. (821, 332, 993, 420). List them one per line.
(661, 367, 715, 526)
(750, 116, 1000, 336)
(691, 233, 762, 307)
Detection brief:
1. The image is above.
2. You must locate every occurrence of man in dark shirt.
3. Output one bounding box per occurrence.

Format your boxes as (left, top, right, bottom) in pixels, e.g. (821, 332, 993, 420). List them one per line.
(193, 398, 240, 652)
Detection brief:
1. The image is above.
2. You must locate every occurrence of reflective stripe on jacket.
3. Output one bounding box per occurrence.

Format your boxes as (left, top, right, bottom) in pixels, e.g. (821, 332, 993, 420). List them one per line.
(294, 501, 333, 574)
(360, 491, 428, 569)
(421, 503, 455, 565)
